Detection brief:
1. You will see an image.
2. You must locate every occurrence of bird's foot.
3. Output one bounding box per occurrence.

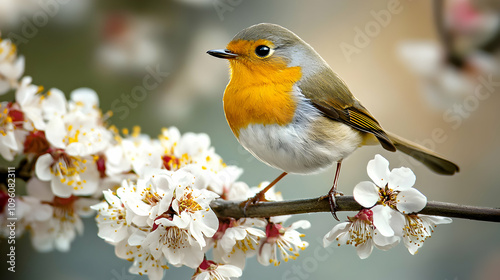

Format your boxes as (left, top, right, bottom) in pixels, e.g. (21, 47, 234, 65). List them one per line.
(320, 189, 344, 221)
(239, 191, 269, 216)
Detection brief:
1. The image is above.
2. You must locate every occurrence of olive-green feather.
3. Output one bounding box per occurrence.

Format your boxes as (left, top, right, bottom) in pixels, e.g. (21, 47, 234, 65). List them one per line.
(299, 68, 396, 152)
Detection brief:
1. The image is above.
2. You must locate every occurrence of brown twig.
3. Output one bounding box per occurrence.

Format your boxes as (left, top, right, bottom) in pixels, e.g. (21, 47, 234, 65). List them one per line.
(210, 196, 500, 222)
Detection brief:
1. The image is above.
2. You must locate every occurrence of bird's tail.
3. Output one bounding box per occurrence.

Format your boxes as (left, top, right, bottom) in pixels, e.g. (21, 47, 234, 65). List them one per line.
(386, 131, 459, 175)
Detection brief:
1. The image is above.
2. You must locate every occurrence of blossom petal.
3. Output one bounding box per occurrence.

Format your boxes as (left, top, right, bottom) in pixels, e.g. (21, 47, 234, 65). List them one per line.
(220, 228, 243, 251)
(43, 88, 67, 119)
(353, 181, 379, 208)
(102, 190, 121, 207)
(388, 210, 405, 237)
(406, 238, 420, 255)
(54, 235, 72, 252)
(45, 118, 66, 149)
(74, 198, 99, 217)
(74, 166, 99, 196)
(26, 177, 54, 201)
(65, 142, 87, 157)
(257, 242, 273, 266)
(35, 153, 54, 181)
(372, 205, 394, 237)
(13, 56, 25, 79)
(70, 88, 99, 113)
(0, 125, 17, 150)
(373, 229, 400, 250)
(420, 214, 452, 225)
(184, 245, 204, 268)
(290, 220, 311, 230)
(270, 215, 290, 224)
(35, 204, 54, 221)
(323, 222, 349, 247)
(388, 167, 416, 190)
(217, 265, 243, 277)
(356, 239, 374, 259)
(367, 154, 390, 187)
(396, 188, 427, 214)
(163, 244, 182, 266)
(50, 177, 73, 198)
(128, 229, 147, 246)
(199, 210, 219, 238)
(15, 76, 33, 105)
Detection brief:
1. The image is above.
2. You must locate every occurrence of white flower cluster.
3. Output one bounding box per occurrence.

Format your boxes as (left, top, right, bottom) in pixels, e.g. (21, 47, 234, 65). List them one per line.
(0, 37, 107, 253)
(323, 155, 452, 258)
(91, 169, 310, 280)
(0, 71, 113, 251)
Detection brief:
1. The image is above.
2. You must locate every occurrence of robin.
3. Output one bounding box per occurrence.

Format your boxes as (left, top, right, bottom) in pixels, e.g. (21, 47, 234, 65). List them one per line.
(207, 23, 459, 218)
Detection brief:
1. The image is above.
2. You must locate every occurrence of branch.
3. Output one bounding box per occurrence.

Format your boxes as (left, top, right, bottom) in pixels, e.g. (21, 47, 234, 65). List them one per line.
(210, 196, 500, 222)
(433, 0, 466, 68)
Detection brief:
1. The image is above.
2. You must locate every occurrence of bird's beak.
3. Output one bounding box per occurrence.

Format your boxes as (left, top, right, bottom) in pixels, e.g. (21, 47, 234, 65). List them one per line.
(207, 49, 238, 59)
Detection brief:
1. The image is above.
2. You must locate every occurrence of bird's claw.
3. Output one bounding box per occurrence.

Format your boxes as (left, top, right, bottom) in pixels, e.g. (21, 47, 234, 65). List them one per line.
(323, 189, 343, 221)
(240, 191, 268, 216)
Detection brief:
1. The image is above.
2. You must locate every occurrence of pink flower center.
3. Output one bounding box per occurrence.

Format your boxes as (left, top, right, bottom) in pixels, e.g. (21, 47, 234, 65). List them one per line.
(213, 218, 235, 240)
(42, 195, 78, 217)
(53, 195, 78, 207)
(199, 259, 216, 271)
(354, 209, 373, 223)
(7, 102, 24, 129)
(95, 155, 106, 178)
(24, 130, 50, 155)
(162, 155, 180, 171)
(265, 222, 284, 239)
(152, 212, 174, 231)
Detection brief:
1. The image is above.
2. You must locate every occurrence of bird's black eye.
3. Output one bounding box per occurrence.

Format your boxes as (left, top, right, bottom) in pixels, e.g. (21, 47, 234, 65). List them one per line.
(255, 45, 271, 57)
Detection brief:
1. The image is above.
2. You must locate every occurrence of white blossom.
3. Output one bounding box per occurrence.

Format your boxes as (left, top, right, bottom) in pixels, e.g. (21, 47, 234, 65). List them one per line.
(33, 88, 110, 198)
(0, 101, 26, 160)
(91, 189, 130, 244)
(257, 215, 310, 266)
(159, 127, 226, 173)
(105, 133, 163, 177)
(0, 38, 24, 94)
(353, 154, 427, 237)
(323, 209, 399, 259)
(44, 103, 111, 157)
(95, 168, 220, 270)
(21, 178, 98, 252)
(402, 214, 452, 255)
(212, 218, 266, 269)
(35, 152, 100, 198)
(114, 239, 169, 280)
(14, 77, 46, 130)
(192, 259, 242, 280)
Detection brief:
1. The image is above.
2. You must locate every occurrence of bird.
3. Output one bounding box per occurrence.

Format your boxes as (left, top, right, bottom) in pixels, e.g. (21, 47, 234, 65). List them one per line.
(207, 23, 459, 219)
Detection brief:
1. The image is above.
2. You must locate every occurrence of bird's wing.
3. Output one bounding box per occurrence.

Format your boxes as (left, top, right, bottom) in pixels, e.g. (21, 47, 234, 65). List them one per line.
(299, 68, 396, 152)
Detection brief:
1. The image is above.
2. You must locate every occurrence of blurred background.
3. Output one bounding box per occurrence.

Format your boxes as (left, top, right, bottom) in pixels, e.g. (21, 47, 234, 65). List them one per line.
(1, 0, 499, 279)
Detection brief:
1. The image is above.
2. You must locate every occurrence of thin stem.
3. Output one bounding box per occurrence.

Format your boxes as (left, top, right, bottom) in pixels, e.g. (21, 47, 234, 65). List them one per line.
(210, 196, 500, 222)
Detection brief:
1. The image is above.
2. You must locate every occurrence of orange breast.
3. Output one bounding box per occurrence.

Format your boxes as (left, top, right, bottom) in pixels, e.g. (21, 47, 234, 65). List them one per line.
(223, 59, 302, 137)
